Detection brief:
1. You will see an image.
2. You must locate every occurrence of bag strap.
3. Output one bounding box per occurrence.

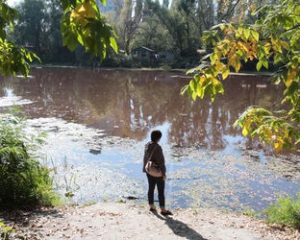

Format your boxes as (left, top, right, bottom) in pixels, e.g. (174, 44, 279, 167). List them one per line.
(147, 145, 157, 162)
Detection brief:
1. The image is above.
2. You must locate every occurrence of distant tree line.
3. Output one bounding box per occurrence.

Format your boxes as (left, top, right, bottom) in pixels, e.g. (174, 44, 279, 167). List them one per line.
(8, 0, 278, 68)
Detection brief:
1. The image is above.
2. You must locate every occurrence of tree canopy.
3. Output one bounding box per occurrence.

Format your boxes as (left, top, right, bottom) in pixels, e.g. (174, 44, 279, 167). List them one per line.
(1, 0, 271, 69)
(0, 0, 118, 76)
(181, 0, 300, 152)
(1, 0, 299, 152)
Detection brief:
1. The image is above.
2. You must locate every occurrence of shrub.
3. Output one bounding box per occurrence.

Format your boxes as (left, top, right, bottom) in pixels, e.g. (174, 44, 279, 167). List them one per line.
(264, 193, 300, 230)
(0, 113, 57, 210)
(0, 222, 14, 240)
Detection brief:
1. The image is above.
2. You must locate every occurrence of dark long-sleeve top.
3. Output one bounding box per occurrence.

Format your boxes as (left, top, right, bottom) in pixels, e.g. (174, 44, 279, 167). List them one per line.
(142, 141, 166, 176)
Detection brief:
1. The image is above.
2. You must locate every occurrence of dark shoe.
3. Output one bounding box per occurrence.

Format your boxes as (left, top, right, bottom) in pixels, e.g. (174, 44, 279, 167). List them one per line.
(161, 210, 173, 216)
(149, 207, 157, 212)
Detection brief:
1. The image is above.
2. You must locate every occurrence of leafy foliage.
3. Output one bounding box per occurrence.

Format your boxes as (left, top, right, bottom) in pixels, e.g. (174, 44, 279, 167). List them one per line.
(0, 113, 57, 210)
(60, 0, 118, 60)
(233, 106, 299, 152)
(265, 193, 300, 230)
(182, 0, 300, 152)
(2, 0, 274, 69)
(0, 222, 14, 240)
(0, 0, 118, 76)
(0, 38, 39, 76)
(60, 0, 118, 57)
(0, 1, 39, 76)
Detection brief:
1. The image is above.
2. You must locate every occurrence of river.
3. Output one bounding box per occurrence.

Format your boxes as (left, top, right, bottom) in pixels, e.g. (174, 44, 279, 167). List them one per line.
(0, 67, 299, 213)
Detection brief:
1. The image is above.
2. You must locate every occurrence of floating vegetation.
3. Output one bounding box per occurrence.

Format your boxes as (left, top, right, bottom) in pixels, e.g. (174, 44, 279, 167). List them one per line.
(20, 117, 300, 213)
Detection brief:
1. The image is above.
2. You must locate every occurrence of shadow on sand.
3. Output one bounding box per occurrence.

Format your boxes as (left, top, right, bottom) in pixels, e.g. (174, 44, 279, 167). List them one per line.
(151, 211, 208, 240)
(1, 208, 64, 227)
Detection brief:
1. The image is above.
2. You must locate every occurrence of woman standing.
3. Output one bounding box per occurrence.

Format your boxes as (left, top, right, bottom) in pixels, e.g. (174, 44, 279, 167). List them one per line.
(142, 130, 172, 216)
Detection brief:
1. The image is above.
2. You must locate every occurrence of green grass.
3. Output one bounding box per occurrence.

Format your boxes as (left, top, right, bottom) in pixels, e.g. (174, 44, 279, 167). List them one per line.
(0, 222, 14, 240)
(0, 112, 59, 210)
(264, 193, 300, 230)
(243, 208, 256, 217)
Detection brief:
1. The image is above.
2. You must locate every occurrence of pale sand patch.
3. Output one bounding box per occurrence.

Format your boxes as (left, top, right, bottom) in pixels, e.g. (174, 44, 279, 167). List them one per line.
(0, 96, 32, 107)
(15, 202, 299, 240)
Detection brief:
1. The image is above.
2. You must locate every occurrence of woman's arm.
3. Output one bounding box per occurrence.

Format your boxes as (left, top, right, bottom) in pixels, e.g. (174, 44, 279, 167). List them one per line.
(154, 145, 166, 176)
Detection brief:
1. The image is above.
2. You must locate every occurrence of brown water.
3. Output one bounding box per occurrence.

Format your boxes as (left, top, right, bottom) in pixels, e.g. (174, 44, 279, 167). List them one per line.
(0, 67, 299, 212)
(0, 67, 283, 148)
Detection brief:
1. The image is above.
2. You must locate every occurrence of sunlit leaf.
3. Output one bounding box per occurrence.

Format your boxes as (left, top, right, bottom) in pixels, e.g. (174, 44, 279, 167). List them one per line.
(284, 76, 293, 88)
(262, 58, 269, 69)
(109, 37, 118, 52)
(281, 40, 290, 50)
(189, 78, 196, 91)
(212, 78, 224, 94)
(251, 30, 259, 41)
(242, 126, 249, 136)
(256, 60, 263, 71)
(243, 28, 251, 40)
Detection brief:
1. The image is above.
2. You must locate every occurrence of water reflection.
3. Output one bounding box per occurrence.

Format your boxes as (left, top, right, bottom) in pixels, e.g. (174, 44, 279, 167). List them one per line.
(0, 68, 283, 151)
(1, 67, 299, 211)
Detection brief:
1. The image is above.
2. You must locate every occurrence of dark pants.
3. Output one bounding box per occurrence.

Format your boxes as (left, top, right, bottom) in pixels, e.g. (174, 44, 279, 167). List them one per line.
(146, 173, 165, 208)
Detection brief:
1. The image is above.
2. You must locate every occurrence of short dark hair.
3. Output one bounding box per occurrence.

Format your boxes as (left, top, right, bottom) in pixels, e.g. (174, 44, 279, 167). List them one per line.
(151, 130, 162, 142)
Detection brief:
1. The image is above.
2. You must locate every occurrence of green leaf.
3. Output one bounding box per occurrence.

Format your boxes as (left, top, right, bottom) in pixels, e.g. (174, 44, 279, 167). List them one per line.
(192, 91, 197, 101)
(100, 0, 107, 6)
(256, 60, 263, 71)
(109, 36, 118, 53)
(262, 58, 269, 69)
(197, 83, 205, 98)
(180, 85, 189, 95)
(251, 30, 259, 41)
(244, 28, 251, 40)
(274, 53, 284, 64)
(63, 31, 79, 51)
(189, 78, 197, 91)
(210, 53, 220, 63)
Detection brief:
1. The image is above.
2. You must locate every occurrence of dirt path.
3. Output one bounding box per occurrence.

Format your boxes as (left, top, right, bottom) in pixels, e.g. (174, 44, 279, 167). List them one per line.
(7, 202, 299, 240)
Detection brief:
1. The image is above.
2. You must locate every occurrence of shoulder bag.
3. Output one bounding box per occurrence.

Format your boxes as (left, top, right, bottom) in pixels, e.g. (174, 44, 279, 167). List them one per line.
(145, 146, 163, 178)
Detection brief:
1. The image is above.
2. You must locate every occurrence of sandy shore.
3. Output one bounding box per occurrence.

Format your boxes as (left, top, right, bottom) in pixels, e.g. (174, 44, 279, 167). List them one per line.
(5, 202, 299, 240)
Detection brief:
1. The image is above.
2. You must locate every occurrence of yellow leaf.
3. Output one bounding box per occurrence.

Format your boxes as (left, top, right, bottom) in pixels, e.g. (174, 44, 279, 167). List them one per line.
(237, 27, 243, 37)
(232, 59, 241, 72)
(265, 129, 272, 139)
(281, 41, 290, 51)
(210, 52, 222, 64)
(285, 75, 293, 87)
(243, 28, 251, 40)
(222, 67, 230, 79)
(70, 11, 79, 20)
(228, 54, 235, 67)
(215, 62, 225, 72)
(212, 78, 224, 94)
(71, 2, 96, 22)
(209, 53, 216, 63)
(242, 126, 249, 136)
(196, 78, 205, 98)
(274, 139, 283, 153)
(263, 42, 271, 53)
(251, 30, 259, 41)
(199, 75, 205, 83)
(271, 37, 282, 53)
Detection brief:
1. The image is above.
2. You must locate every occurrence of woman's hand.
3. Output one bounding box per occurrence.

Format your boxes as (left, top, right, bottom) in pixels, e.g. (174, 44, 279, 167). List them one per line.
(163, 175, 167, 181)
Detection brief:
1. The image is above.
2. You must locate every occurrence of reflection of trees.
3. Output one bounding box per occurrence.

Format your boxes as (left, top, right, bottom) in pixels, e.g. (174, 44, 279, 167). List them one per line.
(221, 75, 285, 149)
(0, 69, 284, 150)
(0, 75, 22, 98)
